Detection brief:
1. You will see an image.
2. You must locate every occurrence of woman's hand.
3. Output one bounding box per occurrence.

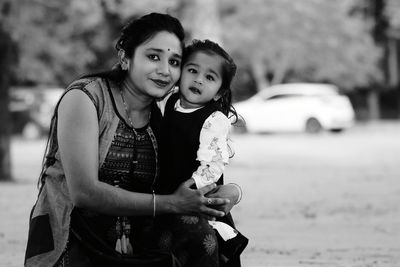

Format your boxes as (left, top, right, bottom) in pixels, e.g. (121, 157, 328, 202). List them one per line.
(171, 179, 230, 219)
(205, 184, 240, 215)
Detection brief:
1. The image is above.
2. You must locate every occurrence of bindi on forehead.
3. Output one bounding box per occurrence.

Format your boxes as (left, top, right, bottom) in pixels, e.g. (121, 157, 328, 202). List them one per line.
(141, 31, 181, 53)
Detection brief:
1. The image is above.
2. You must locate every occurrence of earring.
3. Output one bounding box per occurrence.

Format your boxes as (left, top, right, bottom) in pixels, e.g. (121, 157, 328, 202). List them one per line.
(118, 49, 128, 70)
(213, 95, 221, 101)
(121, 61, 129, 70)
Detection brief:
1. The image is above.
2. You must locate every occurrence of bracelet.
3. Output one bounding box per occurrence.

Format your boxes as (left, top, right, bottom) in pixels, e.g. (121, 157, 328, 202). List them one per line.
(152, 190, 156, 218)
(229, 183, 242, 204)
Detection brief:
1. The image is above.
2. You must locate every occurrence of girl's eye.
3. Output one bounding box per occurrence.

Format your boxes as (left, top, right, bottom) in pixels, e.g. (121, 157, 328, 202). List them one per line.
(187, 68, 197, 73)
(169, 59, 181, 67)
(206, 75, 215, 81)
(148, 55, 160, 61)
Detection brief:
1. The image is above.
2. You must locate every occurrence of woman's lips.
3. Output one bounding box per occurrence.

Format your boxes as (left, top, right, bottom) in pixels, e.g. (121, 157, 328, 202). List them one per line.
(151, 79, 170, 88)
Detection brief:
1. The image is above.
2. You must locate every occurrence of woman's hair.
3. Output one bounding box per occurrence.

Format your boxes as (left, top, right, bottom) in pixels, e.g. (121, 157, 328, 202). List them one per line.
(115, 12, 185, 59)
(183, 39, 238, 122)
(82, 12, 185, 82)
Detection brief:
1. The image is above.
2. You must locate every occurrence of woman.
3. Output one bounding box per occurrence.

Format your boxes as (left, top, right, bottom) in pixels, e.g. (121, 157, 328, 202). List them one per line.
(24, 13, 241, 267)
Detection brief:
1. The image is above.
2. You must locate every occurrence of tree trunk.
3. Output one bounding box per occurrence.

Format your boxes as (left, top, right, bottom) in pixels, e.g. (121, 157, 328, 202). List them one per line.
(250, 57, 270, 91)
(270, 51, 291, 85)
(398, 86, 400, 119)
(0, 24, 14, 181)
(387, 38, 400, 118)
(387, 39, 399, 87)
(367, 89, 381, 120)
(178, 0, 222, 44)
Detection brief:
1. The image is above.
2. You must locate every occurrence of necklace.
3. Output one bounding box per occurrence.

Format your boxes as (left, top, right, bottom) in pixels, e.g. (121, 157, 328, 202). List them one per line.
(119, 88, 151, 135)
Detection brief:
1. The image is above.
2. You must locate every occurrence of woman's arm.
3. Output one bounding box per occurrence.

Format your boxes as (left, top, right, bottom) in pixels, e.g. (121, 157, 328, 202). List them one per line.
(58, 90, 227, 217)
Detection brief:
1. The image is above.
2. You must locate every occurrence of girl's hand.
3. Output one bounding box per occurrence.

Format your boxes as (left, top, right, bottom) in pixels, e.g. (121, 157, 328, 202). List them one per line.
(205, 184, 239, 215)
(172, 179, 230, 219)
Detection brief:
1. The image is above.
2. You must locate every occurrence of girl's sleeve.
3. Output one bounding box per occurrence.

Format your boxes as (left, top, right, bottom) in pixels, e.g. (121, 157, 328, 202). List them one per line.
(192, 111, 231, 189)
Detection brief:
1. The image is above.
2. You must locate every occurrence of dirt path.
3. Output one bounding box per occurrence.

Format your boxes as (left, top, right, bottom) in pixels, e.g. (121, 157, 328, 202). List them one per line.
(1, 122, 399, 266)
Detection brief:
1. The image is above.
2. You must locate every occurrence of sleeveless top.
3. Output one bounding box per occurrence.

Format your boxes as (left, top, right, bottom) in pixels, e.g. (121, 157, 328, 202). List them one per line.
(157, 93, 220, 194)
(25, 77, 162, 267)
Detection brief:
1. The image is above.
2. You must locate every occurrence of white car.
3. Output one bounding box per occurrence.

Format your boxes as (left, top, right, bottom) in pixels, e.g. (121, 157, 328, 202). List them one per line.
(233, 83, 355, 133)
(10, 87, 64, 139)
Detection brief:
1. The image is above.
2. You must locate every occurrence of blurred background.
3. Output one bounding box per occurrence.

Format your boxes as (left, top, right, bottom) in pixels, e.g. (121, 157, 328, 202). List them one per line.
(1, 0, 400, 143)
(0, 0, 400, 266)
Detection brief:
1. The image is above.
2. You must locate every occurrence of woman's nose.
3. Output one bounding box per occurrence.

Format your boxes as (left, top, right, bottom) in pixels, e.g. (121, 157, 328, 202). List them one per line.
(157, 60, 170, 76)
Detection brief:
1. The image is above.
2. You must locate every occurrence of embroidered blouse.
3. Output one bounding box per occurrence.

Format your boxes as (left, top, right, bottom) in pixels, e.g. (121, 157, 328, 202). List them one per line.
(77, 120, 156, 248)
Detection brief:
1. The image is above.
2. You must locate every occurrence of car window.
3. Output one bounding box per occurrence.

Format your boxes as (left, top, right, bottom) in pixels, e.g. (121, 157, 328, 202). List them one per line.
(264, 94, 304, 101)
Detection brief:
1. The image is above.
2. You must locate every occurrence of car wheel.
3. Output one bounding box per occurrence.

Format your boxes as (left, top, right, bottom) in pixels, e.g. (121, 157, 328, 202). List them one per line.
(330, 128, 344, 133)
(22, 122, 42, 139)
(305, 118, 322, 134)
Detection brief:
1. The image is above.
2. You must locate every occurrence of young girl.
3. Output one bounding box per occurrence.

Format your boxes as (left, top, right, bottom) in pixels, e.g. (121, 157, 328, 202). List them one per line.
(157, 39, 238, 193)
(156, 39, 247, 266)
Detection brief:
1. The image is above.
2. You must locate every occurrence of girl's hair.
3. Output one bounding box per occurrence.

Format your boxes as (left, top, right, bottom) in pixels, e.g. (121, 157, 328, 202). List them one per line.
(82, 12, 185, 82)
(183, 39, 238, 122)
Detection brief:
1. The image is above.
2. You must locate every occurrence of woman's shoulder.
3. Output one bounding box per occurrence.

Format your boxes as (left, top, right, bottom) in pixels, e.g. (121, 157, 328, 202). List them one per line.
(64, 76, 113, 114)
(156, 88, 179, 115)
(68, 76, 114, 98)
(67, 76, 106, 93)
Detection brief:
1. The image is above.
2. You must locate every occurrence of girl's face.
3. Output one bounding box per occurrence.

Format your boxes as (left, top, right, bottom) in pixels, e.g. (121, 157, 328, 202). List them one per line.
(179, 51, 223, 109)
(125, 31, 182, 99)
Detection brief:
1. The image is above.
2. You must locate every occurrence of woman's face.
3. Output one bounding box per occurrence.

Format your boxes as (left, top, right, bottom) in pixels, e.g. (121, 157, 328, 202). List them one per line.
(126, 31, 182, 99)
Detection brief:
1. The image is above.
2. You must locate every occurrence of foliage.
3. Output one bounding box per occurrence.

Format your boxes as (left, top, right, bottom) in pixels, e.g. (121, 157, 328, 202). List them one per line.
(6, 0, 179, 86)
(220, 0, 383, 91)
(5, 0, 394, 93)
(387, 0, 400, 28)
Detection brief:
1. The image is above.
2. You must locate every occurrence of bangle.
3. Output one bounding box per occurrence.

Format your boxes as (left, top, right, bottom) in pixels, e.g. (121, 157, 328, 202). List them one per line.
(229, 183, 242, 204)
(152, 190, 156, 218)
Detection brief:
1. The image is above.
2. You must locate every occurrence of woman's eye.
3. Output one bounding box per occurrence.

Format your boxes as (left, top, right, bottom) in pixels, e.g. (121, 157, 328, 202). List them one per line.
(169, 59, 180, 67)
(148, 55, 160, 61)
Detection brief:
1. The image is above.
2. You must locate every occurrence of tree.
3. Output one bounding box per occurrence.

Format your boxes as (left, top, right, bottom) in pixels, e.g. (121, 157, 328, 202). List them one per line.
(220, 0, 382, 93)
(10, 0, 181, 86)
(0, 1, 18, 181)
(349, 0, 391, 119)
(177, 0, 222, 44)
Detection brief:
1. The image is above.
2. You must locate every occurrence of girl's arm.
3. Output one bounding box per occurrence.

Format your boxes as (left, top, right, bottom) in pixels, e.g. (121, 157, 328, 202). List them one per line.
(191, 111, 231, 189)
(58, 90, 227, 218)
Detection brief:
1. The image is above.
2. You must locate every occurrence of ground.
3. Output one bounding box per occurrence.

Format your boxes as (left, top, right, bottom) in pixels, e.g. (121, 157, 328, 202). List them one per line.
(1, 121, 399, 267)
